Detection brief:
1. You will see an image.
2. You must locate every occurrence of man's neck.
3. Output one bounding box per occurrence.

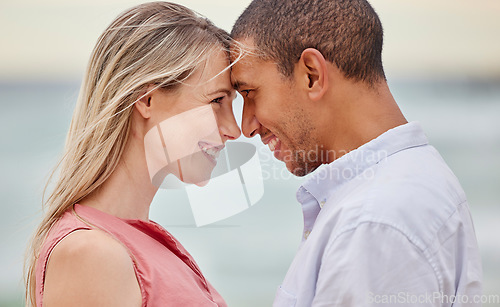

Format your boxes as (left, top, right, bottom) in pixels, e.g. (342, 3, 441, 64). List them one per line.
(319, 80, 407, 163)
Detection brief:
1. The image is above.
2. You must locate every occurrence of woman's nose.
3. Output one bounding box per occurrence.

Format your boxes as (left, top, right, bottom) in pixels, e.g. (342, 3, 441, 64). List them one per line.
(222, 121, 241, 141)
(219, 109, 241, 142)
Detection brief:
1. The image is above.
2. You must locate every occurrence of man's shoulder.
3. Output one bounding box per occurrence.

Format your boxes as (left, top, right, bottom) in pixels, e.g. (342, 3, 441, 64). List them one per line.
(367, 143, 466, 213)
(320, 144, 468, 248)
(356, 143, 464, 207)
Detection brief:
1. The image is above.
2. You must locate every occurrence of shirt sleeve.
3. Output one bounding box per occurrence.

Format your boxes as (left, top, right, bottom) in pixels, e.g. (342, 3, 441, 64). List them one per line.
(312, 222, 441, 307)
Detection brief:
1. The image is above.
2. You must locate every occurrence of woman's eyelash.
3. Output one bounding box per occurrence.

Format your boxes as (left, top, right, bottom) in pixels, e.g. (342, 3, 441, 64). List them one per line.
(211, 96, 224, 104)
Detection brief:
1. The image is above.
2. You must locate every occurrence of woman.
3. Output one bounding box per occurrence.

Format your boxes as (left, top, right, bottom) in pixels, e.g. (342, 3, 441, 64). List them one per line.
(24, 2, 241, 306)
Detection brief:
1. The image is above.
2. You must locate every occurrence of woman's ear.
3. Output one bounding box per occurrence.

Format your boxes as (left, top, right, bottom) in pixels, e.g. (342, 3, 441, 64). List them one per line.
(298, 48, 329, 101)
(135, 88, 154, 119)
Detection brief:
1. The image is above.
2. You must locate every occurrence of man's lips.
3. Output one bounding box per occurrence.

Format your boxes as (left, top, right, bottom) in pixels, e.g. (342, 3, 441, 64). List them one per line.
(261, 134, 282, 157)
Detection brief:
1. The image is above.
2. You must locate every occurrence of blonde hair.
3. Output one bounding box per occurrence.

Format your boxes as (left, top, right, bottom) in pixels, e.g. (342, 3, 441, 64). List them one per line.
(24, 2, 236, 305)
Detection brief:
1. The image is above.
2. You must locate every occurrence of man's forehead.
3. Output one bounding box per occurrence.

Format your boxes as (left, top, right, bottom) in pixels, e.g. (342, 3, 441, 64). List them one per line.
(230, 37, 256, 53)
(230, 38, 280, 89)
(230, 53, 255, 89)
(230, 58, 259, 90)
(231, 56, 281, 90)
(230, 37, 260, 64)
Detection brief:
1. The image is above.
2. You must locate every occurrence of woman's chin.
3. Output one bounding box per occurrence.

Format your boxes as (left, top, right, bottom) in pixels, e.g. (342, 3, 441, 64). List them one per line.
(181, 171, 213, 187)
(193, 179, 210, 187)
(176, 155, 216, 187)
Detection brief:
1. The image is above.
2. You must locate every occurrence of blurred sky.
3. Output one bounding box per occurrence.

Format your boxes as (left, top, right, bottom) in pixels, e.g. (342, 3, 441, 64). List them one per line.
(1, 0, 499, 83)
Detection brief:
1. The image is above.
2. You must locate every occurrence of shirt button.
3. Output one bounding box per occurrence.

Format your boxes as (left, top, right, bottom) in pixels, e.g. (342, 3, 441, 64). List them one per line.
(319, 200, 326, 208)
(304, 230, 311, 240)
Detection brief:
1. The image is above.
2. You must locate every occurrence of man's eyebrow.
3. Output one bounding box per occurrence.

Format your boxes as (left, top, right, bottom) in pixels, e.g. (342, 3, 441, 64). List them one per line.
(232, 81, 248, 91)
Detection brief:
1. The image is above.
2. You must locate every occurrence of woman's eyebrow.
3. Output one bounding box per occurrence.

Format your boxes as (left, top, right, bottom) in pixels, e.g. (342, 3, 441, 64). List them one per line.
(206, 88, 233, 96)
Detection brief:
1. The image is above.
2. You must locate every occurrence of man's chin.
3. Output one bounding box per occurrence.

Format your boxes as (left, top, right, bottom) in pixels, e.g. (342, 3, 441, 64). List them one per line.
(286, 162, 319, 177)
(286, 162, 312, 177)
(279, 147, 321, 176)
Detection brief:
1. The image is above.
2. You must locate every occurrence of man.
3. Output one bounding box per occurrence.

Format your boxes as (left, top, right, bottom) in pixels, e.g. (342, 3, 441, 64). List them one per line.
(230, 0, 482, 306)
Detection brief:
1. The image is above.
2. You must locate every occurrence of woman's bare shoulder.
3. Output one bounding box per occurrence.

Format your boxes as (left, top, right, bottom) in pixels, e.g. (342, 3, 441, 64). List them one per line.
(43, 229, 142, 307)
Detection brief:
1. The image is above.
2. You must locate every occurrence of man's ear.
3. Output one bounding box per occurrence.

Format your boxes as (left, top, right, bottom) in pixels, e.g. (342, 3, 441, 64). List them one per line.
(135, 87, 154, 119)
(298, 48, 329, 101)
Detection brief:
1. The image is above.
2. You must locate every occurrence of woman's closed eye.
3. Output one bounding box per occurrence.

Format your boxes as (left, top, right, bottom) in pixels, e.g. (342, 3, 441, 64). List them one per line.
(211, 96, 225, 104)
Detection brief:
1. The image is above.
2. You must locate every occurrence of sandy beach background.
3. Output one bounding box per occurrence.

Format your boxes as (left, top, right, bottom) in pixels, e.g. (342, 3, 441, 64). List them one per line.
(1, 0, 499, 305)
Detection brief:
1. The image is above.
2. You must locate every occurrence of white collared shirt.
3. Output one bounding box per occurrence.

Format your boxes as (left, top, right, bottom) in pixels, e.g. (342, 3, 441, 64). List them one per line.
(273, 122, 482, 307)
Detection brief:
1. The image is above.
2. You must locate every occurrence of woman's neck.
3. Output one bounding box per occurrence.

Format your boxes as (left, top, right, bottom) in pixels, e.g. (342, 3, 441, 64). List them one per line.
(80, 127, 157, 221)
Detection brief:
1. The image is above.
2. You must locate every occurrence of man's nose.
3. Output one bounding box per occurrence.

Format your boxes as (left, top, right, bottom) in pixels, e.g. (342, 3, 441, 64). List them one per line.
(241, 103, 260, 138)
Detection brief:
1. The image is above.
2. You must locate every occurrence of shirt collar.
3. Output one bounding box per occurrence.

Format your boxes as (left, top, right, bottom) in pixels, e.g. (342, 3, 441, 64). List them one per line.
(297, 121, 429, 207)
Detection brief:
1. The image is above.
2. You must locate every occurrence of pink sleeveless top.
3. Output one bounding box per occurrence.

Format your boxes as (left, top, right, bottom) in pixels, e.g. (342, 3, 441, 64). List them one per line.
(35, 204, 227, 307)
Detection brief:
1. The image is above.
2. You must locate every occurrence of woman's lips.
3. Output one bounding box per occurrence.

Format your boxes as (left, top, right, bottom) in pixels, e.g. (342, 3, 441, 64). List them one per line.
(198, 141, 224, 164)
(202, 150, 217, 165)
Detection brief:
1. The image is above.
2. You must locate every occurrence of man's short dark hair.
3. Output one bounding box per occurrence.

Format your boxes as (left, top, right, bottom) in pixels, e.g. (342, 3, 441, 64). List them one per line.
(231, 0, 386, 85)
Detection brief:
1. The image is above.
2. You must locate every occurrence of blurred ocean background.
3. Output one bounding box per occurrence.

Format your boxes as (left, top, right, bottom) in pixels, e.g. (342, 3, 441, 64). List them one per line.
(1, 80, 499, 306)
(1, 0, 499, 306)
